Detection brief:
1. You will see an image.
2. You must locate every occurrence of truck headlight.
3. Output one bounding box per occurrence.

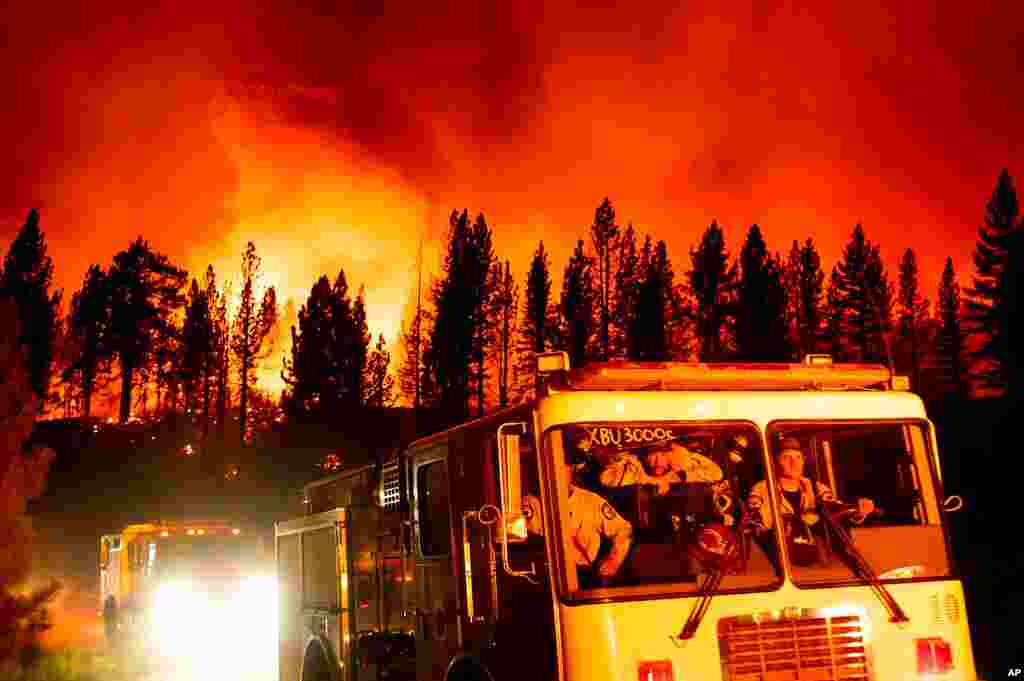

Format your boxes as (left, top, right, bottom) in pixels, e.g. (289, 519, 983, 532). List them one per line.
(152, 580, 212, 655)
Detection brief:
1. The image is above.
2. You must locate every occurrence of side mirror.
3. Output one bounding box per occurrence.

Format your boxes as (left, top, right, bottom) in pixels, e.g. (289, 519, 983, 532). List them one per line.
(943, 495, 964, 513)
(495, 422, 539, 584)
(497, 423, 528, 544)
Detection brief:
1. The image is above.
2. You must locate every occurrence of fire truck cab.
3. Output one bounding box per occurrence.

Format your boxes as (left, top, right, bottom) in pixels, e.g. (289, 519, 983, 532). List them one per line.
(276, 353, 979, 681)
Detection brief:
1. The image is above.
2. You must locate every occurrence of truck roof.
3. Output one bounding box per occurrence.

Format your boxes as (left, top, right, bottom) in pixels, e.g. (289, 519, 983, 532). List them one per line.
(547, 361, 899, 392)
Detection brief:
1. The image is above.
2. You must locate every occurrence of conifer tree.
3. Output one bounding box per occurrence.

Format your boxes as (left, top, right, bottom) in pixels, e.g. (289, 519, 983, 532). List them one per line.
(797, 239, 825, 357)
(65, 265, 111, 425)
(822, 266, 845, 360)
(590, 198, 619, 361)
(0, 209, 62, 403)
(612, 223, 639, 359)
(783, 240, 803, 357)
(634, 239, 676, 361)
(936, 258, 967, 400)
(560, 240, 597, 369)
(230, 242, 278, 443)
(488, 260, 518, 409)
(965, 169, 1022, 393)
(425, 209, 493, 421)
(181, 278, 213, 414)
(734, 225, 789, 360)
(897, 249, 930, 392)
(687, 221, 737, 360)
(836, 225, 893, 363)
(363, 334, 396, 407)
(107, 237, 187, 423)
(515, 242, 555, 400)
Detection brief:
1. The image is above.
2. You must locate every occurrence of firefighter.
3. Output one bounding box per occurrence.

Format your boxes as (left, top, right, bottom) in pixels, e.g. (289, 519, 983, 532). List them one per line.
(599, 439, 723, 494)
(102, 594, 119, 648)
(523, 461, 633, 587)
(748, 437, 875, 564)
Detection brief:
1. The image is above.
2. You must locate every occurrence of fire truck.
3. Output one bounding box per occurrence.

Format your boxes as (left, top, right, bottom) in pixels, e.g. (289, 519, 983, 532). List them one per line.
(99, 520, 276, 676)
(276, 353, 979, 681)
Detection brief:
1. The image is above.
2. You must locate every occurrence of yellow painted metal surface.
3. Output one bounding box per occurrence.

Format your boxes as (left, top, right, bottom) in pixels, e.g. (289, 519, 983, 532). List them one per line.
(557, 580, 977, 680)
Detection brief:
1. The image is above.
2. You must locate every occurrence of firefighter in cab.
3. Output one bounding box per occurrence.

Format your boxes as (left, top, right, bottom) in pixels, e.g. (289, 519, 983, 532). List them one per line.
(524, 459, 633, 588)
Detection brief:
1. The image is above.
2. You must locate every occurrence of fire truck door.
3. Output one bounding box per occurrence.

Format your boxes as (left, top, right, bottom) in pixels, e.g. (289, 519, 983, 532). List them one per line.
(412, 445, 458, 681)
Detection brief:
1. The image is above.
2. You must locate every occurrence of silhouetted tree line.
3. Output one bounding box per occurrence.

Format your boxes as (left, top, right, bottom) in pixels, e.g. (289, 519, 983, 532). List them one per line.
(0, 223, 282, 453)
(394, 170, 1023, 418)
(1, 168, 1020, 442)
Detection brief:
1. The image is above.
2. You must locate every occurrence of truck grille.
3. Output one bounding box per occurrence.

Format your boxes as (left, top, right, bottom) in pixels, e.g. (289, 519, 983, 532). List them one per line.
(718, 609, 870, 681)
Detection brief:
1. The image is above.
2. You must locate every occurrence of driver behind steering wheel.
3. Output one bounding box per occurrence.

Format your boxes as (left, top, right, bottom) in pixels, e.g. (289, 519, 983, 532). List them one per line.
(749, 437, 876, 540)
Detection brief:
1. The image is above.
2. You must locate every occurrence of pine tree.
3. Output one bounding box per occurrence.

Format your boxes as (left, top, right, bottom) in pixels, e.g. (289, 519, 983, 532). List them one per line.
(965, 169, 1022, 394)
(798, 239, 825, 357)
(282, 275, 333, 415)
(213, 279, 231, 440)
(687, 221, 737, 360)
(836, 225, 893, 363)
(590, 197, 619, 361)
(181, 278, 213, 415)
(935, 258, 967, 400)
(107, 238, 187, 423)
(897, 249, 930, 392)
(202, 266, 221, 439)
(350, 286, 371, 407)
(0, 209, 62, 403)
(822, 266, 845, 360)
(65, 265, 110, 424)
(626, 236, 654, 360)
(425, 209, 493, 421)
(612, 223, 639, 359)
(363, 334, 396, 407)
(230, 242, 278, 444)
(734, 225, 790, 360)
(783, 240, 803, 358)
(467, 215, 496, 417)
(487, 260, 518, 409)
(399, 307, 426, 409)
(399, 240, 426, 409)
(560, 240, 597, 369)
(514, 242, 555, 400)
(634, 240, 676, 361)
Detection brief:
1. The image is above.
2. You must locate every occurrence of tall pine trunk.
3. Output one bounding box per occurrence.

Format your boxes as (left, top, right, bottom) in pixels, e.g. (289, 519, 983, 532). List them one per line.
(119, 361, 134, 423)
(202, 356, 212, 440)
(239, 347, 250, 444)
(217, 348, 228, 441)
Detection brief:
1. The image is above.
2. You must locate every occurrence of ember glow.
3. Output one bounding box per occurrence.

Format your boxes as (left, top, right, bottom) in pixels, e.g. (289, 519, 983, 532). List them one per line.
(1, 1, 1019, 398)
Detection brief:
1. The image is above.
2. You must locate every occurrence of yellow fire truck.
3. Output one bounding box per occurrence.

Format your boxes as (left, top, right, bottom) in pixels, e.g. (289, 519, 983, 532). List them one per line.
(276, 353, 979, 681)
(99, 520, 276, 676)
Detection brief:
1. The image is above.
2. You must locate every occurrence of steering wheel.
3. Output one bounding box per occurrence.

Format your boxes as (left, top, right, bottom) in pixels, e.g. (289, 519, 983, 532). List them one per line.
(828, 502, 884, 527)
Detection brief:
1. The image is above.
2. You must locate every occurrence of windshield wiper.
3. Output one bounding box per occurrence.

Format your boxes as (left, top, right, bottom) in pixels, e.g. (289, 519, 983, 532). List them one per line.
(820, 508, 909, 623)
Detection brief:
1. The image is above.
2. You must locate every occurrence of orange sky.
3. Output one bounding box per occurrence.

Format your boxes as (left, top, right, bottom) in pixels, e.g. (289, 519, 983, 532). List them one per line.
(1, 1, 1020, 396)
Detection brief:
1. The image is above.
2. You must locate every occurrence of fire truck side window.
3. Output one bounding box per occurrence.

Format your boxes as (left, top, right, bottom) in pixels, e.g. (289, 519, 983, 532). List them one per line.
(418, 460, 452, 556)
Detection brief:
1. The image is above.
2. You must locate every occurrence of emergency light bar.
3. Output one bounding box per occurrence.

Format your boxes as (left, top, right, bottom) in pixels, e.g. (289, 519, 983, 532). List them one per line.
(546, 360, 902, 392)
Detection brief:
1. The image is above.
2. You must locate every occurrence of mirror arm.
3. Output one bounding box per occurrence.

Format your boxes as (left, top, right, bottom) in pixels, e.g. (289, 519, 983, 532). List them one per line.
(496, 423, 539, 584)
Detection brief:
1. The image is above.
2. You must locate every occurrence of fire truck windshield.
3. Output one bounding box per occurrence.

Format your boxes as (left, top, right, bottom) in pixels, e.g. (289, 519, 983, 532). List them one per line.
(765, 421, 953, 586)
(543, 422, 782, 600)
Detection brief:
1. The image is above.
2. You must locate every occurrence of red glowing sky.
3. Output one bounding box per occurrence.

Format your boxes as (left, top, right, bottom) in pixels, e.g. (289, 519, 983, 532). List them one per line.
(1, 2, 1020, 393)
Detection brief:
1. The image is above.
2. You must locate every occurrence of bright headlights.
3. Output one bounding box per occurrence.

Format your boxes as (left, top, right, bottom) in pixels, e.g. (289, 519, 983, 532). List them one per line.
(152, 580, 213, 657)
(151, 576, 278, 665)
